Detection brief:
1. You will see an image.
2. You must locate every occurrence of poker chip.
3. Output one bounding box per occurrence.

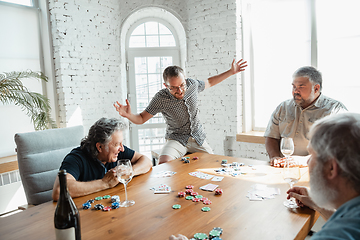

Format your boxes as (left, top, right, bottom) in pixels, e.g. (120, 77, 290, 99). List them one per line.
(195, 195, 203, 199)
(111, 202, 120, 209)
(94, 204, 104, 210)
(215, 188, 223, 195)
(185, 189, 194, 194)
(178, 191, 186, 197)
(209, 230, 221, 238)
(203, 200, 212, 205)
(103, 195, 111, 199)
(181, 157, 187, 161)
(184, 160, 190, 163)
(212, 227, 223, 235)
(212, 238, 222, 240)
(192, 198, 201, 202)
(86, 199, 95, 204)
(172, 204, 181, 209)
(103, 206, 111, 211)
(221, 159, 227, 164)
(185, 185, 194, 189)
(190, 192, 199, 196)
(201, 207, 211, 212)
(95, 196, 103, 201)
(82, 202, 91, 210)
(193, 233, 208, 240)
(200, 197, 208, 202)
(192, 156, 199, 160)
(185, 157, 190, 159)
(111, 195, 120, 203)
(185, 196, 194, 200)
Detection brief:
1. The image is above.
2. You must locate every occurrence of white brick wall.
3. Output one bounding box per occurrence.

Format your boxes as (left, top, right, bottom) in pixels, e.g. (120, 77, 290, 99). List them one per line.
(47, 0, 268, 161)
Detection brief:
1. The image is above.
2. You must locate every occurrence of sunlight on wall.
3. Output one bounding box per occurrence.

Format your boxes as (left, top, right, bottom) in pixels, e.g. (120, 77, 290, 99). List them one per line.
(68, 106, 83, 127)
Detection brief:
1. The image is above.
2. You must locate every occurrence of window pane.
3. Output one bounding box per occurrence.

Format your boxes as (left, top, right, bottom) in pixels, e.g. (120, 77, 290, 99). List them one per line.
(317, 0, 360, 113)
(250, 0, 310, 129)
(132, 23, 145, 35)
(129, 36, 145, 48)
(0, 0, 32, 6)
(147, 57, 161, 74)
(145, 22, 158, 35)
(134, 57, 147, 74)
(160, 35, 176, 47)
(146, 36, 159, 47)
(159, 23, 171, 34)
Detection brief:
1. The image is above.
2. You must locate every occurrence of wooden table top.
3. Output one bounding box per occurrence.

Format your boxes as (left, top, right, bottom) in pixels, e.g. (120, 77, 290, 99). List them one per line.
(0, 153, 318, 240)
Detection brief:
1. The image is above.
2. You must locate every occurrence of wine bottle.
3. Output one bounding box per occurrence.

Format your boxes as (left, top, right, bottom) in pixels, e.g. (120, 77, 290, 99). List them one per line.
(54, 170, 81, 240)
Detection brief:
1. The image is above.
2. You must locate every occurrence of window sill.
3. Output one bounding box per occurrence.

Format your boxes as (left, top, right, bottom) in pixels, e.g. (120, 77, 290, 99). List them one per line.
(236, 131, 265, 144)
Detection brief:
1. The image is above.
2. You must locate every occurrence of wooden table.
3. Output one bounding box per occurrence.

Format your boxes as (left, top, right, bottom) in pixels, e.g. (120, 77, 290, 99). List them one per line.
(0, 153, 318, 240)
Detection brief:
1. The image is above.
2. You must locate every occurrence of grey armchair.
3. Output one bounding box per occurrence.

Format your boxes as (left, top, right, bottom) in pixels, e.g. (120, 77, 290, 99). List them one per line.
(14, 125, 84, 205)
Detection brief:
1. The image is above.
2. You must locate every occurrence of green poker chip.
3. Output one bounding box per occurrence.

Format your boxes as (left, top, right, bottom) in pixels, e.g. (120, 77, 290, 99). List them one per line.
(195, 195, 203, 199)
(201, 207, 211, 212)
(209, 230, 221, 237)
(185, 196, 194, 200)
(194, 232, 208, 240)
(95, 196, 103, 201)
(103, 195, 111, 199)
(172, 204, 181, 209)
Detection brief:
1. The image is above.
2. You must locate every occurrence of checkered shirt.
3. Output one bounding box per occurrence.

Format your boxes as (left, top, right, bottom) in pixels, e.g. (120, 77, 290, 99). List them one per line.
(145, 78, 206, 146)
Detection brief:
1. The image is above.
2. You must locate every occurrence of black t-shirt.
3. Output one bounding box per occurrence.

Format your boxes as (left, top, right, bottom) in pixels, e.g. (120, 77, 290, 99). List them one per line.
(60, 146, 135, 181)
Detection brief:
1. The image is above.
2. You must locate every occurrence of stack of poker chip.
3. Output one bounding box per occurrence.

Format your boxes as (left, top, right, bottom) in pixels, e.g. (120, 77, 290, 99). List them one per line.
(191, 227, 223, 240)
(111, 195, 120, 203)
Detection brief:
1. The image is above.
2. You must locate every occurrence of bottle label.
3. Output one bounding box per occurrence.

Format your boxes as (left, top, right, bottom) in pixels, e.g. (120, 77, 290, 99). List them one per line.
(55, 227, 76, 240)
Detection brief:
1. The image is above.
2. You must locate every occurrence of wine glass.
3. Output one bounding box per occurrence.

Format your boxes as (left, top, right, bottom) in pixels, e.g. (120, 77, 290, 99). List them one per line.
(280, 138, 300, 208)
(116, 159, 135, 207)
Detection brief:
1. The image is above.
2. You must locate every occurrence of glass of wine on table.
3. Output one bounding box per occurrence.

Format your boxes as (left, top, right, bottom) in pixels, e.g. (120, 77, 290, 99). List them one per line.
(116, 159, 135, 207)
(280, 137, 300, 208)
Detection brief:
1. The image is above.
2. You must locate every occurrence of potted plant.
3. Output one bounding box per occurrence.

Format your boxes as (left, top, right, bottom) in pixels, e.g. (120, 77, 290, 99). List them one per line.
(0, 70, 56, 130)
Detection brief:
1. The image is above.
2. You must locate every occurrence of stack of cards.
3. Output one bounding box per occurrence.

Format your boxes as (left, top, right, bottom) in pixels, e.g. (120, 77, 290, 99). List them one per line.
(199, 183, 219, 191)
(150, 183, 171, 194)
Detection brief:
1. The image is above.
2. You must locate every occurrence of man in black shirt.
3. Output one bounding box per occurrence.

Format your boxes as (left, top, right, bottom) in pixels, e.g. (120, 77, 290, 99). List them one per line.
(52, 118, 152, 200)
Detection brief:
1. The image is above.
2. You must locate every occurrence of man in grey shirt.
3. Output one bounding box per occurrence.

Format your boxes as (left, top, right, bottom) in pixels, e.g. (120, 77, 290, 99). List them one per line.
(114, 59, 247, 164)
(264, 66, 347, 165)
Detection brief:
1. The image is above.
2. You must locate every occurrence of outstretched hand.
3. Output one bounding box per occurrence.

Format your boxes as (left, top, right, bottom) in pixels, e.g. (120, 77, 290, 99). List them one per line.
(114, 99, 132, 118)
(230, 59, 248, 75)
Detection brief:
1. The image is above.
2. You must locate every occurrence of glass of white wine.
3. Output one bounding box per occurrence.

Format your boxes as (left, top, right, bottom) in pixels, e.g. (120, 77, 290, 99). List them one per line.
(280, 137, 300, 208)
(116, 159, 135, 207)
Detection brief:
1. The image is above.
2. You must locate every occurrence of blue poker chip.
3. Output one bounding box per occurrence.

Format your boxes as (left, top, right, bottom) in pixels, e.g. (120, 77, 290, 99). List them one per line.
(82, 202, 91, 209)
(111, 202, 120, 209)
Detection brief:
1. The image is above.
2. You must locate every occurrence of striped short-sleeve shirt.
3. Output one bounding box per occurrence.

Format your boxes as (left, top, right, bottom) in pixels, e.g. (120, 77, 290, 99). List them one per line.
(145, 78, 206, 146)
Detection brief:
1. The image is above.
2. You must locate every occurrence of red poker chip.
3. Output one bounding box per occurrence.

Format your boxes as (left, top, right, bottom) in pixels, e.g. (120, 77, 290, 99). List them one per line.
(200, 197, 208, 202)
(190, 192, 199, 196)
(185, 185, 194, 189)
(203, 200, 212, 205)
(178, 191, 186, 197)
(185, 189, 194, 194)
(192, 198, 201, 202)
(215, 188, 223, 195)
(103, 206, 111, 211)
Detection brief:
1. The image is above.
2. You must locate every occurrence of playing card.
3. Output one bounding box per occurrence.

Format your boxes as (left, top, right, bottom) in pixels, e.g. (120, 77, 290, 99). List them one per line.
(211, 176, 224, 181)
(200, 183, 219, 191)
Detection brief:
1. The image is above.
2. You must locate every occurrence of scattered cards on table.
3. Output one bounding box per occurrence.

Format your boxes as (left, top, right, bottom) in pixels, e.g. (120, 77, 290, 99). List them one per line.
(150, 183, 171, 194)
(189, 171, 215, 180)
(246, 184, 280, 201)
(153, 170, 176, 178)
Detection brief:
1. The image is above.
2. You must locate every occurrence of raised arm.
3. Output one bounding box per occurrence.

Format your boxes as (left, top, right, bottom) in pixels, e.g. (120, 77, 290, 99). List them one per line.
(52, 170, 119, 201)
(114, 99, 153, 124)
(204, 59, 247, 89)
(130, 151, 152, 176)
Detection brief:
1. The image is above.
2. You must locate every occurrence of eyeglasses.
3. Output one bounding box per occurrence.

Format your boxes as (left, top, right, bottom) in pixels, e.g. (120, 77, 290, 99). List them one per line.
(167, 83, 186, 92)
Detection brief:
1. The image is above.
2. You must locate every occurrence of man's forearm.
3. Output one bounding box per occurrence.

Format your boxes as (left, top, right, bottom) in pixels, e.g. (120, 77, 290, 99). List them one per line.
(132, 155, 152, 176)
(206, 69, 233, 88)
(265, 137, 281, 159)
(67, 179, 111, 198)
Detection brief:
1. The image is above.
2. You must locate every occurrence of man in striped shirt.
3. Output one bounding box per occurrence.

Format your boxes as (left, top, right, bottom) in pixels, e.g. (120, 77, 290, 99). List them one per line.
(114, 59, 247, 164)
